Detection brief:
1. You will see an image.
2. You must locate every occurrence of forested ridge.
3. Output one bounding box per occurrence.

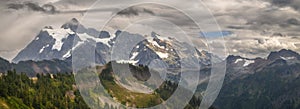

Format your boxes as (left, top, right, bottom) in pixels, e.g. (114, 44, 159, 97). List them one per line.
(0, 68, 211, 109)
(0, 70, 88, 109)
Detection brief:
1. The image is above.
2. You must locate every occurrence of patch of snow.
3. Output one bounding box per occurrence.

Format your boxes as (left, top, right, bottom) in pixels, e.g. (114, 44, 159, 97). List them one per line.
(136, 45, 139, 49)
(116, 60, 138, 64)
(77, 33, 114, 47)
(156, 52, 169, 58)
(39, 44, 49, 53)
(65, 41, 85, 58)
(72, 41, 84, 50)
(43, 28, 75, 51)
(234, 58, 243, 63)
(235, 58, 254, 66)
(130, 52, 139, 60)
(63, 50, 71, 59)
(280, 56, 295, 60)
(39, 47, 45, 53)
(148, 39, 165, 49)
(243, 60, 255, 66)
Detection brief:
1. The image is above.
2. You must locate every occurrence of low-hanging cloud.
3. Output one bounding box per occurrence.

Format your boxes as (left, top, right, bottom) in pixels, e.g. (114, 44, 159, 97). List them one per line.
(270, 0, 300, 10)
(286, 18, 300, 26)
(6, 1, 120, 15)
(7, 2, 58, 14)
(116, 7, 155, 17)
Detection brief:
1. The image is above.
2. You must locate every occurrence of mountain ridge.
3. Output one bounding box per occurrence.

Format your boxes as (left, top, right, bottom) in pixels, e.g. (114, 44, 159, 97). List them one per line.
(12, 18, 216, 69)
(0, 57, 72, 77)
(214, 49, 300, 109)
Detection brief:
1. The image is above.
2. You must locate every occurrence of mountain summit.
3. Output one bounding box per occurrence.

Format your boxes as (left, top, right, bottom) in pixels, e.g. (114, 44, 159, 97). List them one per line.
(12, 18, 215, 68)
(267, 49, 300, 61)
(12, 18, 112, 64)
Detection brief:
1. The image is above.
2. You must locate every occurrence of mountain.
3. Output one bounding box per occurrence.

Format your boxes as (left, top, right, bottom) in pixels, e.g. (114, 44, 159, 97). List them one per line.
(212, 49, 300, 109)
(225, 49, 300, 81)
(12, 18, 215, 68)
(268, 49, 300, 61)
(0, 58, 72, 77)
(12, 18, 111, 64)
(0, 57, 11, 73)
(12, 59, 72, 77)
(9, 18, 300, 108)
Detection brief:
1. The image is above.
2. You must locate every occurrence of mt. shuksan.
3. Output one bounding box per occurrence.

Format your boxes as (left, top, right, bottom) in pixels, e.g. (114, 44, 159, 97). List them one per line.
(13, 18, 112, 64)
(12, 18, 214, 67)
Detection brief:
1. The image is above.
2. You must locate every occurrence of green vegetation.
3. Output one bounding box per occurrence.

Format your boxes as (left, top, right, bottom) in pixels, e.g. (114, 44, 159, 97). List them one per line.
(0, 70, 89, 109)
(100, 62, 162, 108)
(99, 62, 214, 109)
(0, 62, 215, 109)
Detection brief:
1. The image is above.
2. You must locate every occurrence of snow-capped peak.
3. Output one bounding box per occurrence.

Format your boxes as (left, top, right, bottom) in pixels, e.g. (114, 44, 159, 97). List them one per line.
(13, 18, 212, 68)
(235, 58, 255, 67)
(76, 32, 115, 47)
(42, 28, 75, 51)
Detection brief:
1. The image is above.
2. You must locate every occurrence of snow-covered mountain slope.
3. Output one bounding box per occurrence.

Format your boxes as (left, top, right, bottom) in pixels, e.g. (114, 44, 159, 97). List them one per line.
(12, 18, 216, 68)
(12, 18, 112, 64)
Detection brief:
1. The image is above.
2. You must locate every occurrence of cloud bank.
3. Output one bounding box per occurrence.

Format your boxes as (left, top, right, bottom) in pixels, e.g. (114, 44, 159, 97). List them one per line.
(0, 0, 299, 60)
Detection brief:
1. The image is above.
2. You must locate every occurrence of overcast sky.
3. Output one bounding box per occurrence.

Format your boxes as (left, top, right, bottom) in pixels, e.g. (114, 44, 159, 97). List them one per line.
(0, 0, 300, 61)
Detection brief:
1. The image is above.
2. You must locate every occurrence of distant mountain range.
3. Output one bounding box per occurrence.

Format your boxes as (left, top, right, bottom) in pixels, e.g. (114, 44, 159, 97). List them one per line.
(6, 18, 216, 76)
(0, 57, 71, 77)
(225, 49, 300, 81)
(213, 49, 300, 109)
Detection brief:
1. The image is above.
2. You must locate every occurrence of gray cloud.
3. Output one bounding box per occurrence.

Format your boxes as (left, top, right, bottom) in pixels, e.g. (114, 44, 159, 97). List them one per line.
(6, 1, 121, 15)
(270, 0, 300, 10)
(226, 25, 246, 30)
(1, 0, 300, 61)
(116, 7, 155, 17)
(271, 0, 293, 7)
(7, 2, 58, 14)
(201, 0, 300, 58)
(212, 1, 300, 36)
(287, 18, 300, 26)
(53, 0, 97, 7)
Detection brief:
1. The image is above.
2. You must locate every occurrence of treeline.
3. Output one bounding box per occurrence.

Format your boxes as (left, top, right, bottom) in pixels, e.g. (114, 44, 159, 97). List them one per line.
(0, 70, 89, 109)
